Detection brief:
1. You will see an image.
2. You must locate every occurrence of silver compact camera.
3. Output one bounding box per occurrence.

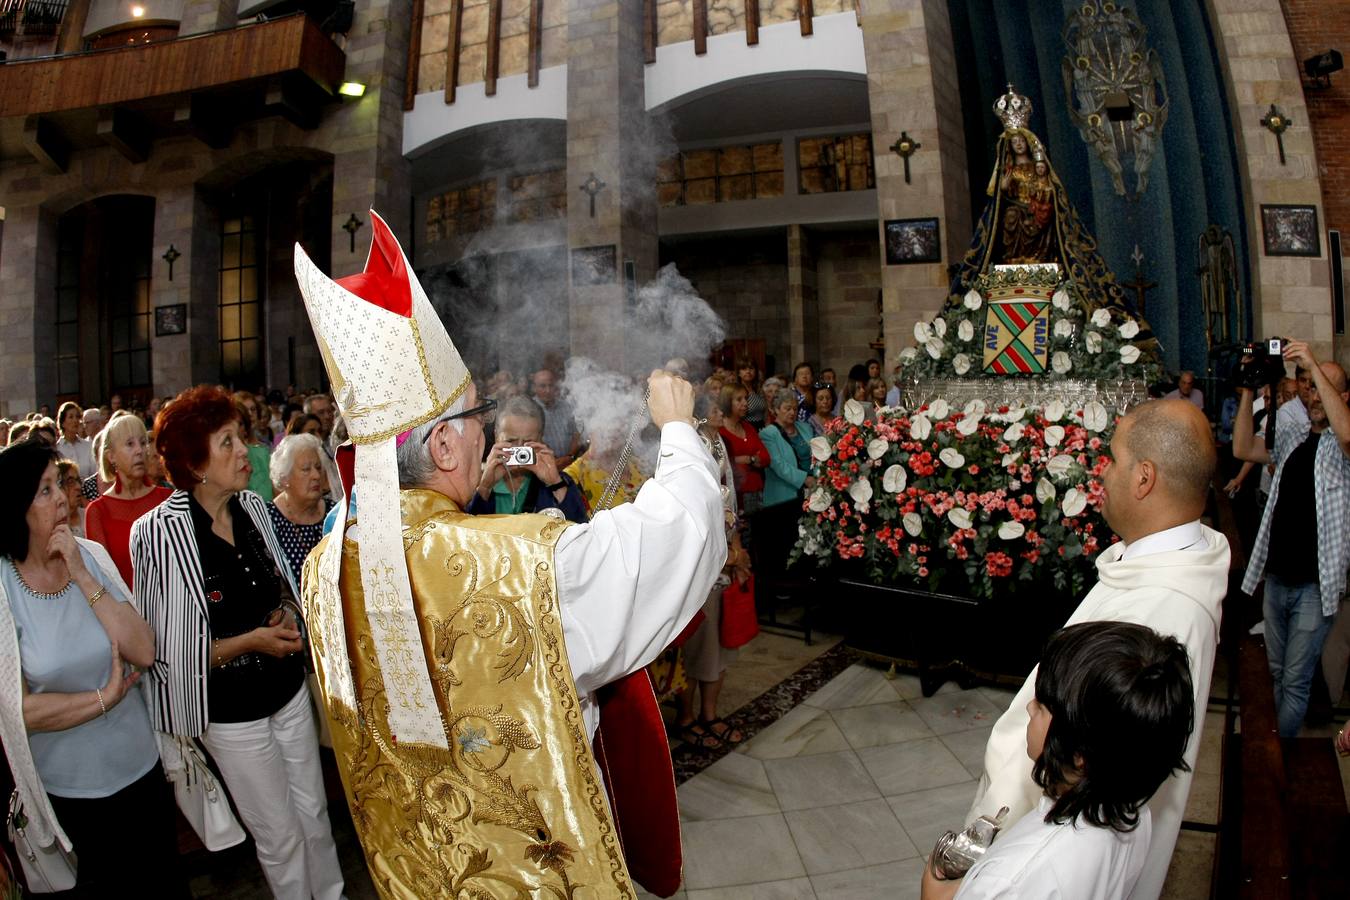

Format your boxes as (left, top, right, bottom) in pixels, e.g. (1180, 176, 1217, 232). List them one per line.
(930, 806, 1009, 879)
(504, 446, 535, 466)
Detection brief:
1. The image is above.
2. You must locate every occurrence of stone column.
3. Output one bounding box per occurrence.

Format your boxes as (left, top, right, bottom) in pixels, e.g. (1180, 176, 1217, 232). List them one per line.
(564, 0, 659, 372)
(150, 184, 196, 396)
(329, 0, 414, 280)
(786, 224, 820, 370)
(1207, 0, 1334, 363)
(0, 204, 55, 415)
(860, 0, 971, 365)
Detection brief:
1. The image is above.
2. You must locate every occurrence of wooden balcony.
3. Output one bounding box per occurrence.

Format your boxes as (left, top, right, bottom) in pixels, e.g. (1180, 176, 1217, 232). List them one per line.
(0, 13, 346, 171)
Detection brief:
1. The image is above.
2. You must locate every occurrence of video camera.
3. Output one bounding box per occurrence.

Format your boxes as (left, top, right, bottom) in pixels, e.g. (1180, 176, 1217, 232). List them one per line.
(1235, 338, 1288, 390)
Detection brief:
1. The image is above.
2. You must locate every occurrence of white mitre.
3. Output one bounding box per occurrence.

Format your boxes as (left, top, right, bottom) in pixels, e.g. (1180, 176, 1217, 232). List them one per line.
(293, 210, 469, 749)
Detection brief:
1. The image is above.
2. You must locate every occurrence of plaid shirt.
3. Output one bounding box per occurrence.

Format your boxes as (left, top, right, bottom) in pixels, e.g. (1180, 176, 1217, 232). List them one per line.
(539, 396, 578, 458)
(1243, 413, 1350, 615)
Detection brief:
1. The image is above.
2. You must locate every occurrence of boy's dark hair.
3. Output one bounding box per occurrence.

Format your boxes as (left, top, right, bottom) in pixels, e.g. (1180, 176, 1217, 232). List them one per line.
(1033, 621, 1194, 832)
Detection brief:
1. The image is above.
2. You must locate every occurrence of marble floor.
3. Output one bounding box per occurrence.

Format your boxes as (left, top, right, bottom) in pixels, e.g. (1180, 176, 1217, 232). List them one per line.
(645, 662, 1228, 900)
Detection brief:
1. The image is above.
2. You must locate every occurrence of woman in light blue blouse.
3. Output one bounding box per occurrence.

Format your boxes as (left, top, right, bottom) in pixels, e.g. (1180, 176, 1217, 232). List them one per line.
(0, 440, 185, 896)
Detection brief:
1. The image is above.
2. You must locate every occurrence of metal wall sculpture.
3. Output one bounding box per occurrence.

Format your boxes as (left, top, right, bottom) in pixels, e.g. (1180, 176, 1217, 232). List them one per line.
(1061, 1, 1169, 198)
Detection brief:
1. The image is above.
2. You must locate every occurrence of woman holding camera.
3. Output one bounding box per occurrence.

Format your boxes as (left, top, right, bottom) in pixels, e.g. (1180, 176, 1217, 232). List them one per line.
(130, 386, 344, 900)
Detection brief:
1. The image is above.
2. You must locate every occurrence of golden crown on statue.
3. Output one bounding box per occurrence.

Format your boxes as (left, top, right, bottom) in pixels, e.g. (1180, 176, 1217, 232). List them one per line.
(993, 83, 1034, 132)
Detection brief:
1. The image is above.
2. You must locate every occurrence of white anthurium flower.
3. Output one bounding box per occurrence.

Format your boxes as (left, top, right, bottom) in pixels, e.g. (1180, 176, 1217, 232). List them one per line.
(964, 399, 987, 417)
(939, 447, 966, 469)
(848, 478, 873, 512)
(956, 414, 981, 436)
(1044, 425, 1066, 447)
(1051, 351, 1072, 374)
(843, 399, 867, 425)
(1051, 288, 1072, 311)
(914, 320, 932, 343)
(952, 353, 972, 375)
(902, 511, 923, 536)
(911, 415, 932, 440)
(899, 347, 919, 365)
(1082, 401, 1110, 432)
(1118, 319, 1140, 339)
(998, 521, 1026, 540)
(929, 399, 951, 420)
(867, 437, 889, 460)
(1035, 477, 1057, 504)
(1061, 487, 1088, 518)
(925, 338, 945, 359)
(1085, 331, 1103, 354)
(1046, 454, 1075, 480)
(948, 508, 973, 530)
(1091, 308, 1111, 328)
(932, 317, 947, 338)
(883, 464, 908, 493)
(1042, 399, 1066, 422)
(810, 435, 832, 461)
(807, 487, 832, 512)
(1006, 406, 1028, 422)
(958, 319, 975, 342)
(964, 289, 983, 310)
(1002, 452, 1022, 467)
(1053, 319, 1074, 339)
(1120, 344, 1141, 364)
(1003, 422, 1025, 443)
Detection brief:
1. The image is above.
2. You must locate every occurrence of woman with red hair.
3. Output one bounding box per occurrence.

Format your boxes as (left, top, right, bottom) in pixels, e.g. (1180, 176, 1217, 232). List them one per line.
(130, 386, 345, 900)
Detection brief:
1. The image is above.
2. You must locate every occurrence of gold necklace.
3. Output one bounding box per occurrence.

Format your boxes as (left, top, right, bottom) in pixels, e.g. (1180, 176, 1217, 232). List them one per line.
(11, 561, 71, 599)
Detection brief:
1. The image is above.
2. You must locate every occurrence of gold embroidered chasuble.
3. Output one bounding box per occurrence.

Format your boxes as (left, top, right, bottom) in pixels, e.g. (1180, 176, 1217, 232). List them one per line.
(303, 489, 636, 899)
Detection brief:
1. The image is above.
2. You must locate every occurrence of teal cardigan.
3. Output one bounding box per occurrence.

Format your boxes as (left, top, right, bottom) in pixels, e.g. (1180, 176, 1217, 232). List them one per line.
(760, 423, 809, 508)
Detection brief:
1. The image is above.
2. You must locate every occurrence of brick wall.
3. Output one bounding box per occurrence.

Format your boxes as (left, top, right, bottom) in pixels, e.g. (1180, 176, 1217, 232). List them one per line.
(816, 230, 883, 374)
(1280, 0, 1350, 238)
(661, 233, 790, 375)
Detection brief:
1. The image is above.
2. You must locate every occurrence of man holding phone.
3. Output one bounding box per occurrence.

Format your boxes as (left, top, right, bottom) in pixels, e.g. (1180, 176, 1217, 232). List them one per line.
(467, 394, 588, 522)
(1234, 337, 1350, 737)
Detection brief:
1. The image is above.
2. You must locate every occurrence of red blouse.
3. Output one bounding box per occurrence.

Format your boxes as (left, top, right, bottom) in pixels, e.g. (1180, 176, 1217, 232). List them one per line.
(719, 422, 770, 495)
(84, 486, 174, 589)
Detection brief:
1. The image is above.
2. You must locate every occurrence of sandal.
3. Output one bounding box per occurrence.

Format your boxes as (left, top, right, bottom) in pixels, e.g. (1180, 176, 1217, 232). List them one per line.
(678, 721, 725, 751)
(701, 717, 745, 745)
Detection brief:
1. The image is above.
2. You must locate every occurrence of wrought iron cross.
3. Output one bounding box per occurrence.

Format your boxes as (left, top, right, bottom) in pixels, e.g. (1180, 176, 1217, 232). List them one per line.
(888, 131, 921, 184)
(580, 173, 606, 218)
(1123, 244, 1157, 317)
(1260, 104, 1291, 165)
(342, 213, 364, 253)
(162, 244, 181, 281)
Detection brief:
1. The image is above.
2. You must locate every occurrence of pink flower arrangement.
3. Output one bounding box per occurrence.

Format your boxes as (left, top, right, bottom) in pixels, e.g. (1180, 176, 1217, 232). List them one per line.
(794, 399, 1118, 600)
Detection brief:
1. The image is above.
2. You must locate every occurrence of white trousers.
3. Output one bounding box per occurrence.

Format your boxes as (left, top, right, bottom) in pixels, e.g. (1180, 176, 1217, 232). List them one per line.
(202, 685, 346, 900)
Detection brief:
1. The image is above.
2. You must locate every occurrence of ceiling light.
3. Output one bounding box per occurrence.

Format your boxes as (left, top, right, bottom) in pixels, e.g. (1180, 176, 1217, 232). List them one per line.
(338, 81, 366, 97)
(131, 5, 145, 17)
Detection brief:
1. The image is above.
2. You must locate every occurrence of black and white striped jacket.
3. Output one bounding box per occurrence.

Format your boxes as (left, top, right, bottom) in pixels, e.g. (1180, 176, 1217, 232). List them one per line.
(130, 489, 301, 737)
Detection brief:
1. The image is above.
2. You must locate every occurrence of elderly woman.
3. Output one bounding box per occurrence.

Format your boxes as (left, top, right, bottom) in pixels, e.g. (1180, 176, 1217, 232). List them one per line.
(674, 394, 747, 750)
(755, 393, 817, 594)
(0, 441, 184, 895)
(55, 458, 86, 538)
(761, 376, 785, 428)
(131, 386, 344, 900)
(267, 434, 336, 586)
(55, 402, 95, 477)
(807, 383, 837, 437)
(84, 411, 173, 588)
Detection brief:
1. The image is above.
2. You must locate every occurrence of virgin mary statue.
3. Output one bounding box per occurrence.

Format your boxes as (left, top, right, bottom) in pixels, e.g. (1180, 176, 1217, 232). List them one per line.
(948, 84, 1139, 320)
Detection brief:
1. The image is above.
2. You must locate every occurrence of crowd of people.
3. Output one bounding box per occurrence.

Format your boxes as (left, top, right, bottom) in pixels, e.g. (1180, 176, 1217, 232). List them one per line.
(2, 334, 1347, 899)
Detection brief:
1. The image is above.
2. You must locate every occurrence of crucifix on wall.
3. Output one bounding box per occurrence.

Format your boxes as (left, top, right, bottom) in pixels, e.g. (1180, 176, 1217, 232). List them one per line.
(1123, 244, 1157, 317)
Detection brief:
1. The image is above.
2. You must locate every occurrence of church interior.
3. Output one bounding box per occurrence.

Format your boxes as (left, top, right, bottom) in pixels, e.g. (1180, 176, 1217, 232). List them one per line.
(2, 0, 1349, 898)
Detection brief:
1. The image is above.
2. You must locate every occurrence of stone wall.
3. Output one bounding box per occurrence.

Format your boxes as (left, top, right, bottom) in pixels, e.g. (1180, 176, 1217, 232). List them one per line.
(1208, 0, 1336, 363)
(661, 232, 790, 376)
(0, 1, 413, 413)
(1280, 0, 1350, 237)
(816, 229, 883, 374)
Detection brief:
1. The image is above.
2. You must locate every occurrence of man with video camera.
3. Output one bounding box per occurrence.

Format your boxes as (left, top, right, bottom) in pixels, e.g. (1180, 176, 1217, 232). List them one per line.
(1234, 337, 1350, 737)
(468, 395, 588, 522)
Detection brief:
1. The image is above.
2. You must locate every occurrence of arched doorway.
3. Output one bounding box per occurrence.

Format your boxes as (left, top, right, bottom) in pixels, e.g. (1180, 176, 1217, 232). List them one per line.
(55, 195, 155, 406)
